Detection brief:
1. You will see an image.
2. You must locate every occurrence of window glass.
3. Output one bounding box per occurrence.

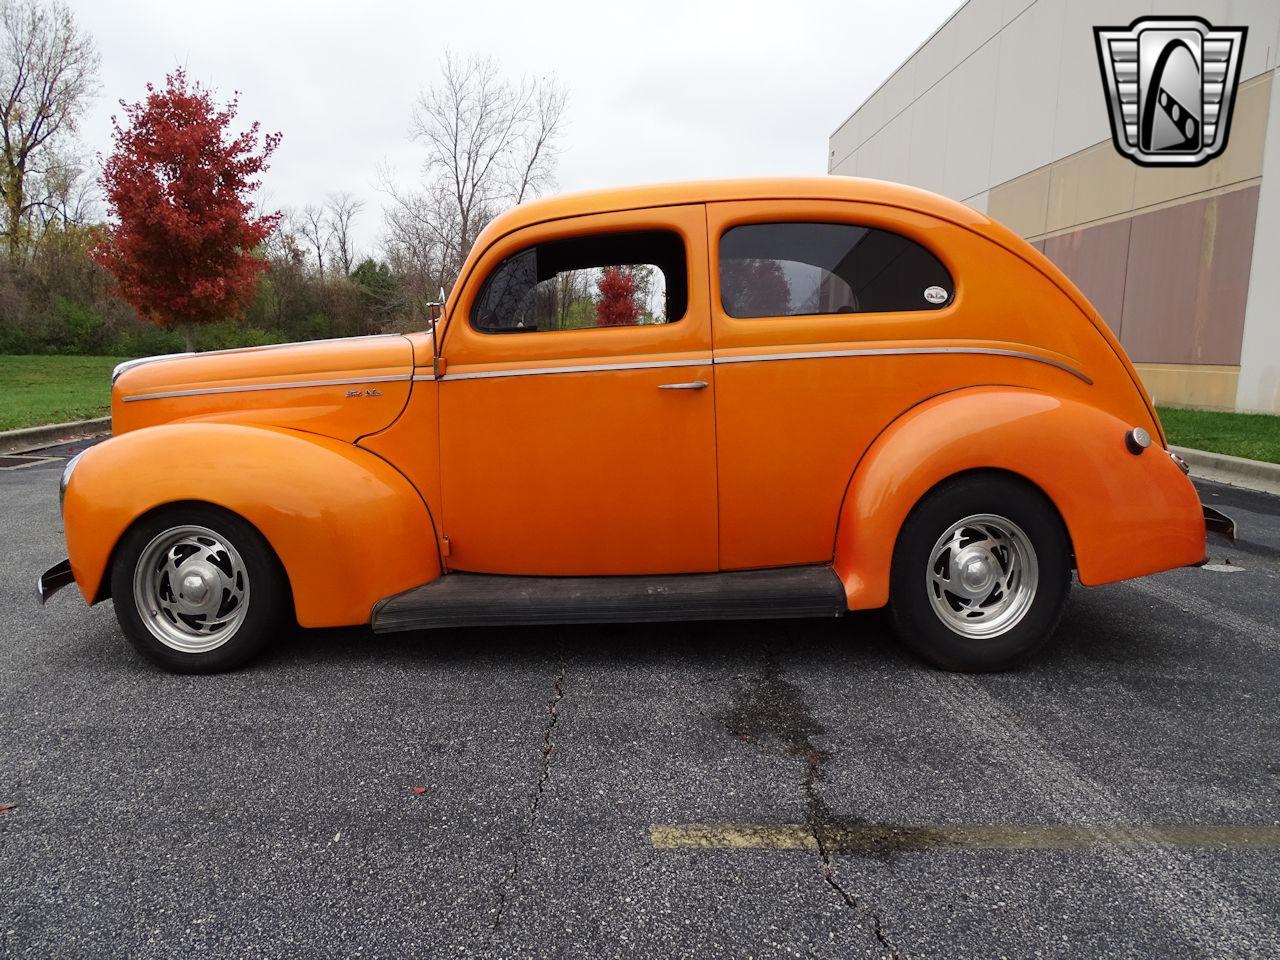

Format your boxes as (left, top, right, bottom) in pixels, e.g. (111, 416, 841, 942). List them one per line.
(472, 231, 687, 333)
(718, 222, 953, 318)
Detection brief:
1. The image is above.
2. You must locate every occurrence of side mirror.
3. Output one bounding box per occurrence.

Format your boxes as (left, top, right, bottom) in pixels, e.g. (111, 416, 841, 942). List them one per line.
(425, 287, 446, 323)
(426, 287, 448, 380)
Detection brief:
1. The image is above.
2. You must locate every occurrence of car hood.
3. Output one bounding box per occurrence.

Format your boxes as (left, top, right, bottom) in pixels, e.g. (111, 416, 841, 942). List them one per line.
(110, 335, 415, 443)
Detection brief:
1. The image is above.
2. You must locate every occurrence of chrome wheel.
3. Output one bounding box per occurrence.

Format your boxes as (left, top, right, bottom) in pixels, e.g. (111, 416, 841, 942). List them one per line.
(926, 513, 1038, 639)
(132, 524, 250, 653)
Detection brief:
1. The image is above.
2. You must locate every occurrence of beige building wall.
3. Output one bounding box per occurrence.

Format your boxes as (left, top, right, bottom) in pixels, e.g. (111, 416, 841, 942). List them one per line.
(1238, 44, 1280, 413)
(829, 0, 1280, 413)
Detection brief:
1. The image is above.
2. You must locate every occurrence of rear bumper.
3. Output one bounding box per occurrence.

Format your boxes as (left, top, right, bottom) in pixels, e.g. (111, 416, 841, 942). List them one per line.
(35, 558, 75, 605)
(1202, 504, 1236, 542)
(1174, 448, 1236, 542)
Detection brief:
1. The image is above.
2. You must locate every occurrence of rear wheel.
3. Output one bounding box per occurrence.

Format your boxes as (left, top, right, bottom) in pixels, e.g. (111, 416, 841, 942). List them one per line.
(110, 504, 288, 673)
(889, 474, 1071, 672)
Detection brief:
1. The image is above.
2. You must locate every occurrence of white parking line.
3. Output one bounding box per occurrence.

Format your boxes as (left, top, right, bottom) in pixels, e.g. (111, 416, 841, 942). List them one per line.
(918, 673, 1279, 956)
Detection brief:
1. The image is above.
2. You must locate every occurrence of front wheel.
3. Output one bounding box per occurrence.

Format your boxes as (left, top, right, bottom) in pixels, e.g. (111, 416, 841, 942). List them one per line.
(110, 504, 289, 673)
(889, 474, 1071, 672)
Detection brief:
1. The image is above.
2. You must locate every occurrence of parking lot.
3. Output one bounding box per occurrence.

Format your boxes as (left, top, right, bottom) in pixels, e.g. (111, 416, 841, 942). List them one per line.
(3, 439, 1279, 959)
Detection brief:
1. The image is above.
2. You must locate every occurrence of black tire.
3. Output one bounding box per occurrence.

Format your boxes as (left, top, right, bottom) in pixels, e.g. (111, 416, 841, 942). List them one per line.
(110, 504, 289, 673)
(888, 473, 1071, 672)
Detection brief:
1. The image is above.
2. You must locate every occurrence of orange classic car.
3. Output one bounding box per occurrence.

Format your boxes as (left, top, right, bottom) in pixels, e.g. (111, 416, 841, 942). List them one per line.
(37, 177, 1228, 673)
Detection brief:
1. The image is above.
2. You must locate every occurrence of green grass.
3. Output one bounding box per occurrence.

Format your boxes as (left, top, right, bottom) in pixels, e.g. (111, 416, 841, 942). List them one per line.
(0, 355, 124, 432)
(1158, 405, 1280, 464)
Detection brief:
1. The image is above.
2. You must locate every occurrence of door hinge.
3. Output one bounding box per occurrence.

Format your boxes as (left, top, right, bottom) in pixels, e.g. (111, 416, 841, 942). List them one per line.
(440, 535, 451, 558)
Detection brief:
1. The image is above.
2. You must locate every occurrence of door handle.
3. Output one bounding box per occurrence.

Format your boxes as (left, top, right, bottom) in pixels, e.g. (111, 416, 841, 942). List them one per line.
(658, 380, 708, 390)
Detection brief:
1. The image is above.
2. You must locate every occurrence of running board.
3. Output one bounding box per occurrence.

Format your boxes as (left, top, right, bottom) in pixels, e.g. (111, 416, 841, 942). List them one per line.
(371, 565, 847, 633)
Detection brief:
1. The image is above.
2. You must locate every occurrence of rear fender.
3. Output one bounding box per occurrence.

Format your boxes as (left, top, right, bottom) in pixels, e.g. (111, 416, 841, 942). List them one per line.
(832, 387, 1204, 609)
(62, 423, 442, 627)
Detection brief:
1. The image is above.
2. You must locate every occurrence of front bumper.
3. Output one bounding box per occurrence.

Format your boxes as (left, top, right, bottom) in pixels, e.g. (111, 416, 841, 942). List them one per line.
(35, 558, 75, 605)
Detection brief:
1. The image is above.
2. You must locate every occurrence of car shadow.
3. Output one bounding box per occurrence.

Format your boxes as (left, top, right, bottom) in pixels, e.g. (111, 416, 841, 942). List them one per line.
(262, 608, 899, 672)
(259, 582, 1168, 677)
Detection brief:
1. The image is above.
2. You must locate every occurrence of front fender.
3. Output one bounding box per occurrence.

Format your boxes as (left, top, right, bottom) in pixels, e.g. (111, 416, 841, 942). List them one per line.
(62, 423, 442, 627)
(832, 387, 1204, 609)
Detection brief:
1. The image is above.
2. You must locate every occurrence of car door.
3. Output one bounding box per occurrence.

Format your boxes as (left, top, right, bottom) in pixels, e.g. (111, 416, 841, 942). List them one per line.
(706, 200, 961, 570)
(437, 204, 718, 576)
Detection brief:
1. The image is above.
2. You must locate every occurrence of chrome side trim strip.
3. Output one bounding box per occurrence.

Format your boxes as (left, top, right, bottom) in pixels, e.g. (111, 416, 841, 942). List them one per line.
(114, 336, 413, 384)
(121, 373, 412, 403)
(120, 347, 1088, 399)
(440, 357, 711, 382)
(112, 353, 196, 383)
(711, 346, 1093, 384)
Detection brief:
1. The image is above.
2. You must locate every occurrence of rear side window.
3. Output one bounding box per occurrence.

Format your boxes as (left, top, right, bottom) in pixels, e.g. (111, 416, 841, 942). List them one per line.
(472, 230, 688, 333)
(718, 222, 953, 318)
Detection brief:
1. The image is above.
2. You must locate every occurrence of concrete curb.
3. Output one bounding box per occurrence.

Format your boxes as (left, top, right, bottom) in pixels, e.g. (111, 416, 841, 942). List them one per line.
(0, 417, 111, 456)
(1172, 445, 1280, 497)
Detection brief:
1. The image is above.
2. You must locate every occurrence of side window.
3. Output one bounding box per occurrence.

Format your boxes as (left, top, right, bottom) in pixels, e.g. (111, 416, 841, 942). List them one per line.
(718, 222, 953, 318)
(472, 230, 688, 333)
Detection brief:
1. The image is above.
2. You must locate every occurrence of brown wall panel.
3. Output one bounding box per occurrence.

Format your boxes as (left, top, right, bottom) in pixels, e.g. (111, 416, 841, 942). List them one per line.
(1043, 219, 1131, 334)
(1117, 186, 1259, 366)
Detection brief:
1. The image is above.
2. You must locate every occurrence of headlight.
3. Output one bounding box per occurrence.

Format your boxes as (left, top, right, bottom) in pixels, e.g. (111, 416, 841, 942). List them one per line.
(59, 451, 83, 509)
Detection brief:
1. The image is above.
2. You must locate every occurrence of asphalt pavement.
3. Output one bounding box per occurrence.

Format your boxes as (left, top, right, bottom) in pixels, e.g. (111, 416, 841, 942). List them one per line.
(2, 439, 1279, 959)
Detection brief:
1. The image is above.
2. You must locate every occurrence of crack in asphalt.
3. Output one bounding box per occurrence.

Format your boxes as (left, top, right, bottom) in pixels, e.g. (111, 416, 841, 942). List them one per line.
(805, 759, 905, 960)
(723, 653, 906, 959)
(491, 655, 566, 936)
(536, 662, 567, 812)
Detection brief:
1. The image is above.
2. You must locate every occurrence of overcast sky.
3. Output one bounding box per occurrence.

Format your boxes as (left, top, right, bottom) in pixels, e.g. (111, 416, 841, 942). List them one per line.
(69, 0, 959, 258)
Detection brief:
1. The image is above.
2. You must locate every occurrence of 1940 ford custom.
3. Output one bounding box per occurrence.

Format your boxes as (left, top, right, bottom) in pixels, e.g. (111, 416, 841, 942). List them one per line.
(37, 177, 1222, 673)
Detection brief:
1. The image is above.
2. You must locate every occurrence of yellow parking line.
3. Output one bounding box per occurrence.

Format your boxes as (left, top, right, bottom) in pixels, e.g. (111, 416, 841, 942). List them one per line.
(652, 824, 819, 850)
(651, 823, 1280, 852)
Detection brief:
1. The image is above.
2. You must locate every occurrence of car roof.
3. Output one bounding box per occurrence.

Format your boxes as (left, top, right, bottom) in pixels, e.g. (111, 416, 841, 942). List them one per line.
(459, 177, 1148, 432)
(482, 176, 994, 239)
(457, 176, 1102, 353)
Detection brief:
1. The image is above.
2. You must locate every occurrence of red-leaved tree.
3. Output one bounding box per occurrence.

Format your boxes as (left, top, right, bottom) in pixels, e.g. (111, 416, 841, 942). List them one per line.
(595, 267, 638, 327)
(719, 258, 791, 318)
(93, 69, 282, 349)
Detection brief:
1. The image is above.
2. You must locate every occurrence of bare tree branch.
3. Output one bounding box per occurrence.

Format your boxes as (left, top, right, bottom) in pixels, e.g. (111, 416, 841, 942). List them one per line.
(294, 202, 330, 278)
(510, 78, 567, 204)
(382, 51, 568, 300)
(0, 0, 98, 255)
(325, 190, 362, 277)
